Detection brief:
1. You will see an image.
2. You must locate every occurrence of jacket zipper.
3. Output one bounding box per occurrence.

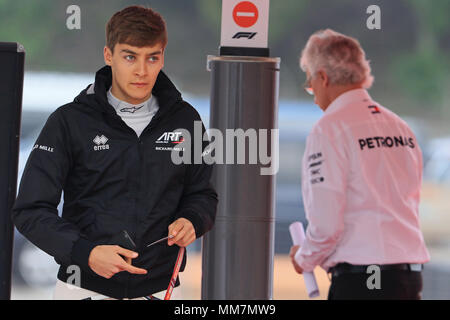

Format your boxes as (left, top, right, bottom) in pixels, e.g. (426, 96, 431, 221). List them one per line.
(123, 115, 160, 298)
(112, 103, 174, 298)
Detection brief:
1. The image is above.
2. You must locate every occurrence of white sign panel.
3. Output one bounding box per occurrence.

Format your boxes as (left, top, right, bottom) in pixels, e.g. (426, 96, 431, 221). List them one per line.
(220, 0, 270, 48)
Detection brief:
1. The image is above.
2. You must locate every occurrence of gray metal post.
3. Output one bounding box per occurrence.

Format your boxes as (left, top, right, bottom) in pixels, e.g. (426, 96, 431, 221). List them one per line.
(201, 56, 280, 299)
(0, 42, 25, 300)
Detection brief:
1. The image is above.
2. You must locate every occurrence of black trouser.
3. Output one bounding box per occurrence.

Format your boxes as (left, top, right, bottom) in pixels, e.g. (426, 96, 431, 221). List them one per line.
(328, 266, 423, 300)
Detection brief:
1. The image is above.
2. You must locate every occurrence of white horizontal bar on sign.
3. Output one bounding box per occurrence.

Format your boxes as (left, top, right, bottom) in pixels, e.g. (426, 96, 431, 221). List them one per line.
(236, 12, 255, 17)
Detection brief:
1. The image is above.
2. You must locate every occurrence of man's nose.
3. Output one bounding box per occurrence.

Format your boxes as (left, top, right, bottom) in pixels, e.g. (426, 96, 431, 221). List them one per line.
(134, 60, 148, 77)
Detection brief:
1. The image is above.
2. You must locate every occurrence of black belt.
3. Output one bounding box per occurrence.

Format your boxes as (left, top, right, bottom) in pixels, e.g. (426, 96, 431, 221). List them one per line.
(330, 263, 423, 278)
(82, 295, 159, 300)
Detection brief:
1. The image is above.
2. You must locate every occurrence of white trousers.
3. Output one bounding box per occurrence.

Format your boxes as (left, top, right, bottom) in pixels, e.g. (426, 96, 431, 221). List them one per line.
(53, 279, 181, 300)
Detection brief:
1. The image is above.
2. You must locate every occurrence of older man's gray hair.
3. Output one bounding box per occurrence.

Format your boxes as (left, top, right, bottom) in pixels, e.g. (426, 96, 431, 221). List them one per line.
(300, 29, 374, 89)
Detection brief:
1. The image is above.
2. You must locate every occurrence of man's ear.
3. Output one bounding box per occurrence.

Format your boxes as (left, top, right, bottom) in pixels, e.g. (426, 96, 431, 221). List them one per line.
(318, 70, 329, 87)
(104, 46, 113, 66)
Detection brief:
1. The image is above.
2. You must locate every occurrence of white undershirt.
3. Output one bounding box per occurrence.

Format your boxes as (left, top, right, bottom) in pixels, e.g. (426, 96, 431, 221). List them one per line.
(53, 279, 181, 300)
(107, 88, 159, 137)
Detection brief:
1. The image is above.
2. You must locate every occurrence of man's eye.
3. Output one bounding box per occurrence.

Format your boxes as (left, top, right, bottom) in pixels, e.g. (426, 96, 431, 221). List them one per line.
(125, 55, 135, 61)
(149, 56, 159, 62)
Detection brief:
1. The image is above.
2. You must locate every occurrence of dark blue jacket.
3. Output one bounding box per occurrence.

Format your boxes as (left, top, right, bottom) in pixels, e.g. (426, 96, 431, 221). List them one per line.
(12, 66, 217, 299)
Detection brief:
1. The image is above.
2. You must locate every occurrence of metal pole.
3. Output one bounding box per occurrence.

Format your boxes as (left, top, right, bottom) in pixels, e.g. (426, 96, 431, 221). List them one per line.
(0, 42, 25, 300)
(201, 55, 280, 299)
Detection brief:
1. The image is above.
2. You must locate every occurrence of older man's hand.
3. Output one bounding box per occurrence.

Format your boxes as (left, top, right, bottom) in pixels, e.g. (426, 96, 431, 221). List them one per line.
(289, 245, 304, 274)
(168, 218, 196, 247)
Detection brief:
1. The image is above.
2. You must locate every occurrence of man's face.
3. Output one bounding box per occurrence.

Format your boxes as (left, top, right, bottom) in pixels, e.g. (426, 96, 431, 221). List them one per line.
(104, 42, 165, 104)
(306, 70, 330, 111)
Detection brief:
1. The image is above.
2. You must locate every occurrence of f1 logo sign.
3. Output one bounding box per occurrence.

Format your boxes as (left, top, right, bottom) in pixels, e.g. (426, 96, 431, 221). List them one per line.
(233, 1, 259, 28)
(232, 32, 257, 39)
(220, 0, 269, 49)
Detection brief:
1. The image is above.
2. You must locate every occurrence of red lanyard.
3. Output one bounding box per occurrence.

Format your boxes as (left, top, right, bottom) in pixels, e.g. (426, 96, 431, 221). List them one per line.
(164, 246, 185, 300)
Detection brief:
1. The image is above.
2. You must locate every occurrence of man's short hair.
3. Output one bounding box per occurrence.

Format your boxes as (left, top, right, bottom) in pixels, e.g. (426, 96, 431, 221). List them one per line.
(300, 29, 374, 89)
(106, 5, 167, 53)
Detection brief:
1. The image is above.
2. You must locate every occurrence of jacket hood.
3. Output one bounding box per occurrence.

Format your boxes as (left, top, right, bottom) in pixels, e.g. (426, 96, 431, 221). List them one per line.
(74, 65, 183, 117)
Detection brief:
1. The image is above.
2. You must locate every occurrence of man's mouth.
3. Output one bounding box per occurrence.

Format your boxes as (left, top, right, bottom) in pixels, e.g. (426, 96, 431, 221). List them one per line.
(131, 83, 148, 88)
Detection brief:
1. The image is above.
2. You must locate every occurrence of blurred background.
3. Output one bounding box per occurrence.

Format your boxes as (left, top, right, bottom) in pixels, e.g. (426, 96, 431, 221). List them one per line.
(1, 0, 449, 299)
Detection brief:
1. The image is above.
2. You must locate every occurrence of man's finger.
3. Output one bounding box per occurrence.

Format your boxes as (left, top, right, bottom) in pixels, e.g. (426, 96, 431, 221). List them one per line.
(169, 228, 186, 246)
(168, 220, 184, 236)
(120, 261, 147, 275)
(289, 245, 300, 258)
(168, 221, 185, 243)
(115, 246, 139, 259)
(175, 229, 196, 247)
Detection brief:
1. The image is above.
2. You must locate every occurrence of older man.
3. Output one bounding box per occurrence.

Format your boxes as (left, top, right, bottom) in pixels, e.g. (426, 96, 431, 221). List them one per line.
(290, 29, 429, 300)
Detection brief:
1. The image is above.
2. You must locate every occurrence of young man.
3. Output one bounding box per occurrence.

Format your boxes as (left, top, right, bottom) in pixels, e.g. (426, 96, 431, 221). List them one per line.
(289, 29, 429, 299)
(12, 5, 217, 300)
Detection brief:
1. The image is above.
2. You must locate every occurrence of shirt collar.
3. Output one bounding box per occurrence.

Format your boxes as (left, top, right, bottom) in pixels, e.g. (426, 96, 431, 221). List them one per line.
(325, 88, 372, 114)
(107, 88, 158, 115)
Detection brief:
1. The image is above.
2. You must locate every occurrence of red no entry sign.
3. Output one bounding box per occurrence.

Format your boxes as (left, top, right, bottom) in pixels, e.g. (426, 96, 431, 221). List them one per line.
(233, 1, 259, 28)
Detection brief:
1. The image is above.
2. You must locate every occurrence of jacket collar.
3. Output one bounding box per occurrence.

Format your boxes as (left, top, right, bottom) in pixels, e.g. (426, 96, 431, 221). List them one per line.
(77, 65, 182, 117)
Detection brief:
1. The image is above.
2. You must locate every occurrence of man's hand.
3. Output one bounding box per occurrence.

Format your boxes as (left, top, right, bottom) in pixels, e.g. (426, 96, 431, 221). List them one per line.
(289, 245, 304, 274)
(168, 218, 196, 247)
(88, 245, 147, 279)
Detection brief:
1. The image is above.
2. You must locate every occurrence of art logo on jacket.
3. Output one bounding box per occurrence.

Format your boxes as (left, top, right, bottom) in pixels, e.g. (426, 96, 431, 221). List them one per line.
(93, 134, 110, 151)
(155, 131, 185, 152)
(156, 131, 184, 144)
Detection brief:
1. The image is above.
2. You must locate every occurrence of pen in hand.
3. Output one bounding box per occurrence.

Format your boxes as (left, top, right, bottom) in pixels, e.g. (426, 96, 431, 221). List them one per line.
(146, 234, 175, 248)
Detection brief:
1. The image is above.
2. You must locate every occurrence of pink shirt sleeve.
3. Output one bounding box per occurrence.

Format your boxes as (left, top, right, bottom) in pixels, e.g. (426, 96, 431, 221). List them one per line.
(296, 130, 348, 272)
